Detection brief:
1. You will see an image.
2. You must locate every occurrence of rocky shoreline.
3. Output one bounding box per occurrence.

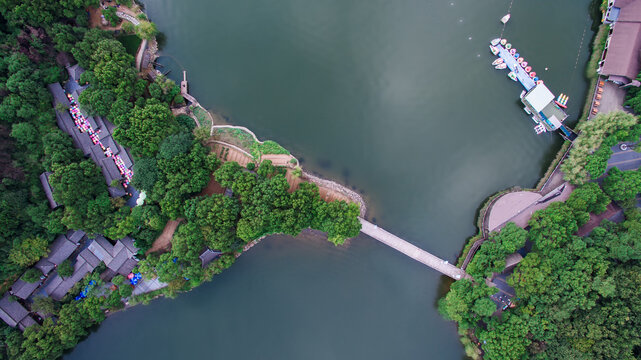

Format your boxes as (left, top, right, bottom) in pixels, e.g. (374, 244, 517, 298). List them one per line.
(303, 171, 367, 217)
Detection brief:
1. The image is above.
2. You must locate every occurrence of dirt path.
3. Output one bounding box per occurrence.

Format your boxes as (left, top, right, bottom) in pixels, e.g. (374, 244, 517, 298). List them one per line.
(146, 219, 181, 255)
(261, 154, 297, 167)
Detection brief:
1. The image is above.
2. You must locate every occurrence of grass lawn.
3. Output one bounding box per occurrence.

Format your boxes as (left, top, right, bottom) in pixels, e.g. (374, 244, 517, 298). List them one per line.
(117, 34, 142, 56)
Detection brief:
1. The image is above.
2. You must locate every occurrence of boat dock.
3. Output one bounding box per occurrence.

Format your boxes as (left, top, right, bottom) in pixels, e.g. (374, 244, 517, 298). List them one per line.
(495, 43, 536, 91)
(490, 38, 578, 141)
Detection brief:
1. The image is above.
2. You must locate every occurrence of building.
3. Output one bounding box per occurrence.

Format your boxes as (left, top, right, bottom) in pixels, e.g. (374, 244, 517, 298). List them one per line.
(45, 236, 138, 301)
(88, 236, 138, 276)
(48, 79, 136, 190)
(598, 0, 641, 85)
(34, 233, 82, 275)
(0, 294, 36, 331)
(39, 172, 59, 209)
(199, 249, 222, 268)
(521, 84, 569, 131)
(9, 279, 42, 301)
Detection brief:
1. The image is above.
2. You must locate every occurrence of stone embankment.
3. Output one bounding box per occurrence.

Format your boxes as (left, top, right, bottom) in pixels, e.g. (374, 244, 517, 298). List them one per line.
(303, 171, 367, 217)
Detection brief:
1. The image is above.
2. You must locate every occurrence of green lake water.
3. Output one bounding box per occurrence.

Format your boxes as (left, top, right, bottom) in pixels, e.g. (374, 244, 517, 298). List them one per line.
(67, 1, 593, 359)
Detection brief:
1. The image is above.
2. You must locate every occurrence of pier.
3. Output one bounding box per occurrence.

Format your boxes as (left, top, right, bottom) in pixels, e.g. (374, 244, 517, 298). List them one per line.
(359, 218, 470, 280)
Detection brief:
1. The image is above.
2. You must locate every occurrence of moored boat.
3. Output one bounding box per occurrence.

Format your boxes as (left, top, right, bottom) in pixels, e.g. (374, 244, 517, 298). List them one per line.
(500, 14, 511, 24)
(500, 38, 507, 46)
(492, 58, 504, 66)
(529, 72, 536, 79)
(495, 63, 507, 70)
(490, 38, 501, 46)
(525, 66, 532, 72)
(506, 43, 512, 50)
(508, 71, 517, 81)
(517, 57, 524, 63)
(521, 61, 528, 68)
(489, 45, 499, 55)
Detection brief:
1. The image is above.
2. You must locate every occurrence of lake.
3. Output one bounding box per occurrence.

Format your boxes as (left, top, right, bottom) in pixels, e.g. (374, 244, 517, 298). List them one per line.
(67, 1, 593, 358)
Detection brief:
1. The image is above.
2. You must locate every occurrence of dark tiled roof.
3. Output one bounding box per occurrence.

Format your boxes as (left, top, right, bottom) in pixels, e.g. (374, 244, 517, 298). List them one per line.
(118, 258, 137, 275)
(199, 249, 221, 268)
(0, 294, 29, 328)
(615, 0, 641, 22)
(67, 64, 85, 82)
(47, 83, 68, 107)
(100, 157, 122, 184)
(10, 279, 41, 300)
(108, 186, 126, 197)
(39, 172, 59, 209)
(78, 248, 101, 269)
(601, 22, 641, 80)
(89, 144, 105, 164)
(77, 132, 94, 156)
(67, 230, 86, 244)
(18, 315, 36, 331)
(46, 235, 78, 266)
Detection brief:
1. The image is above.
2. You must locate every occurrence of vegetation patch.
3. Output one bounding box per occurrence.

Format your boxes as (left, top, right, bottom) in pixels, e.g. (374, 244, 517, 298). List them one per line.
(561, 112, 640, 184)
(441, 180, 641, 359)
(117, 34, 142, 56)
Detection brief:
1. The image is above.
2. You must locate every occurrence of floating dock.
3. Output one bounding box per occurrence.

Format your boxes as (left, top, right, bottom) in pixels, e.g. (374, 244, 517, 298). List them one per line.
(490, 39, 577, 141)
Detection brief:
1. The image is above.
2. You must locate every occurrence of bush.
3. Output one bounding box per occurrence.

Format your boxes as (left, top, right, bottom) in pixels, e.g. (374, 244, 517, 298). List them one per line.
(58, 259, 74, 278)
(561, 112, 639, 184)
(22, 269, 42, 283)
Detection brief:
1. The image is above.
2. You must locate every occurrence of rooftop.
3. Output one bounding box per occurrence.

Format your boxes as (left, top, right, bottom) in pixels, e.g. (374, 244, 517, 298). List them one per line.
(10, 279, 41, 300)
(524, 84, 555, 113)
(39, 172, 59, 209)
(0, 294, 30, 328)
(601, 22, 641, 81)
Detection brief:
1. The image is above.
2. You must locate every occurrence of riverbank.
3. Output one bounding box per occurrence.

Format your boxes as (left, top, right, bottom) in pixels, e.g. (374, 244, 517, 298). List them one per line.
(449, 10, 614, 358)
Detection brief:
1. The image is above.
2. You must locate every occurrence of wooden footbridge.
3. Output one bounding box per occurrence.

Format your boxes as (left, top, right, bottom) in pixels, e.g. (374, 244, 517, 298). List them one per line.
(359, 218, 470, 280)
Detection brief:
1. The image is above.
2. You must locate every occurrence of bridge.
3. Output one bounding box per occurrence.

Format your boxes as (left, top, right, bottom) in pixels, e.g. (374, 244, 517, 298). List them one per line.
(359, 218, 470, 280)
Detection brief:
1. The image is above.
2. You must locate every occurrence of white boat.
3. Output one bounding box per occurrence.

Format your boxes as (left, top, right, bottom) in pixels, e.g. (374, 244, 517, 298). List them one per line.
(495, 63, 507, 70)
(500, 14, 511, 24)
(508, 71, 517, 81)
(521, 61, 528, 68)
(500, 38, 507, 46)
(490, 38, 501, 46)
(492, 58, 504, 66)
(489, 45, 499, 55)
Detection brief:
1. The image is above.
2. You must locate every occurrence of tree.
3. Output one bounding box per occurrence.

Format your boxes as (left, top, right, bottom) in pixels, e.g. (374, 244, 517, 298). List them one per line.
(314, 200, 361, 245)
(566, 182, 611, 214)
(158, 132, 193, 160)
(132, 157, 159, 191)
(602, 167, 641, 207)
(57, 259, 74, 278)
(113, 102, 178, 157)
(31, 296, 57, 315)
(9, 237, 49, 267)
(183, 195, 241, 251)
(135, 21, 158, 40)
(22, 268, 42, 283)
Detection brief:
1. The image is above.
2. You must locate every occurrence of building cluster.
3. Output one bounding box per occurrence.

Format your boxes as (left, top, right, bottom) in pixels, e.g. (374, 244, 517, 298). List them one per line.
(0, 230, 139, 330)
(44, 64, 135, 207)
(599, 0, 641, 85)
(0, 63, 148, 332)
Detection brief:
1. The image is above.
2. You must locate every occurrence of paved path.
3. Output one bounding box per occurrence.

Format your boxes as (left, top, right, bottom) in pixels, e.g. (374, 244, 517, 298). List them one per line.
(359, 218, 470, 280)
(607, 143, 641, 172)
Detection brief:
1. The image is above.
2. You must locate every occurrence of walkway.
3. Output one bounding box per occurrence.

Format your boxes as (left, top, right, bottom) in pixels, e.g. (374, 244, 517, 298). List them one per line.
(606, 143, 641, 172)
(359, 218, 470, 280)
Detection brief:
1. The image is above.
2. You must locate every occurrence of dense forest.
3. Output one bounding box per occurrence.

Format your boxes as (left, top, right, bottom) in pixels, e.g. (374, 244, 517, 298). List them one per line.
(0, 1, 361, 358)
(440, 113, 641, 359)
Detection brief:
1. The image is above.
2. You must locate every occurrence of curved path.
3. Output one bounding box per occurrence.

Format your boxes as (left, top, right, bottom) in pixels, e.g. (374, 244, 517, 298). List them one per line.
(359, 218, 470, 280)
